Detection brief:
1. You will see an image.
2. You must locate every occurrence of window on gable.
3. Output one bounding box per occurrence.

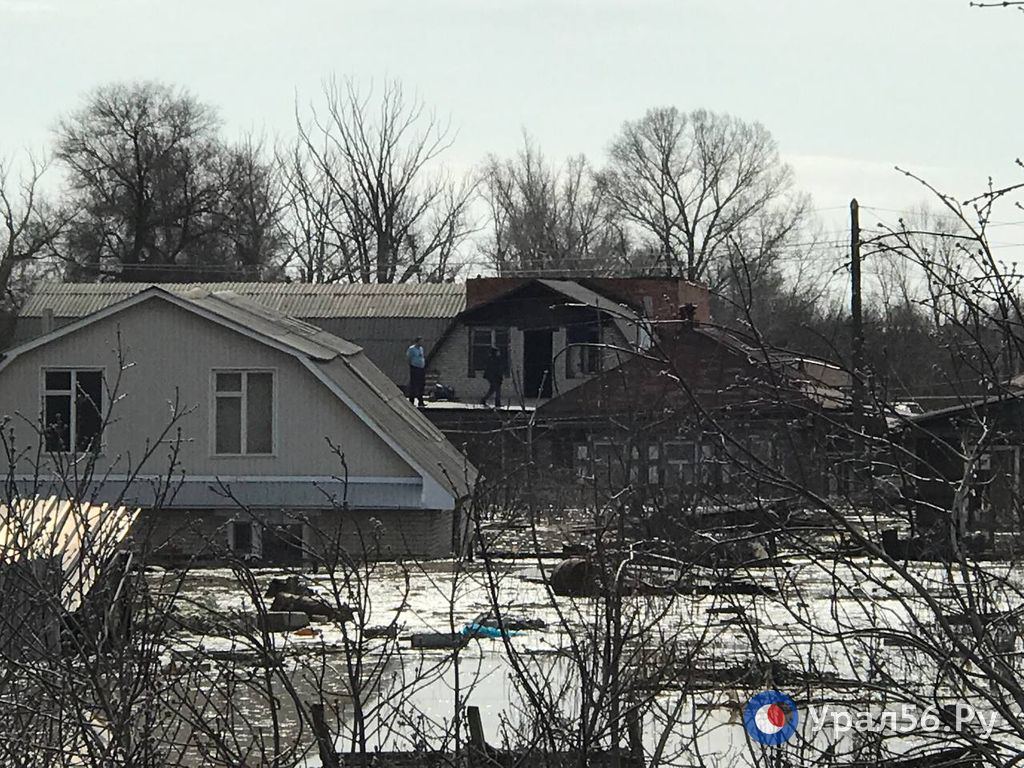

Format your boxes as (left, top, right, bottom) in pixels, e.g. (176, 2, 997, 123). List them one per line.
(566, 322, 601, 379)
(468, 327, 510, 377)
(214, 371, 274, 455)
(43, 369, 103, 453)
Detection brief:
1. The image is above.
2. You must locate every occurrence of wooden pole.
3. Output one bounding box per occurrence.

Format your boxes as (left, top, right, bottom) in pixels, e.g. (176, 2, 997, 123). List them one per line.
(851, 199, 865, 468)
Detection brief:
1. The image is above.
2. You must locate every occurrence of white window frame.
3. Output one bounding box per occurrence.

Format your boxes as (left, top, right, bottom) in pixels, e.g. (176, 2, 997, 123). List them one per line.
(40, 367, 106, 455)
(210, 368, 277, 457)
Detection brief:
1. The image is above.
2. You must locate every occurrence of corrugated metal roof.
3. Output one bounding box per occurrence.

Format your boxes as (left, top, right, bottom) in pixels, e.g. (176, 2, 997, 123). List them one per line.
(20, 281, 467, 319)
(184, 289, 363, 360)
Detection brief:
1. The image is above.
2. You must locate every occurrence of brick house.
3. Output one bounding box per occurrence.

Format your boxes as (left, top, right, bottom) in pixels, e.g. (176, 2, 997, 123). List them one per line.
(532, 322, 852, 503)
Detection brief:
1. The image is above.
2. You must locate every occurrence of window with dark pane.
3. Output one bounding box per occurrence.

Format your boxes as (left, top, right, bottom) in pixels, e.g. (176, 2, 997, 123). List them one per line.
(246, 372, 273, 454)
(232, 521, 254, 555)
(45, 370, 70, 391)
(216, 372, 242, 393)
(42, 369, 102, 453)
(468, 327, 510, 376)
(215, 393, 242, 454)
(44, 394, 71, 452)
(75, 371, 103, 452)
(566, 322, 601, 378)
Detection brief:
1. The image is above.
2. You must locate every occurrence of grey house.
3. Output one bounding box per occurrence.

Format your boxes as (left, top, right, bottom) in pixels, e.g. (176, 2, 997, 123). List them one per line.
(0, 286, 475, 563)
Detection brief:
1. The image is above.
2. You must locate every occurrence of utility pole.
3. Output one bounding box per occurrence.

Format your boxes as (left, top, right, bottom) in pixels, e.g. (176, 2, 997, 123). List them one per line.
(850, 199, 865, 462)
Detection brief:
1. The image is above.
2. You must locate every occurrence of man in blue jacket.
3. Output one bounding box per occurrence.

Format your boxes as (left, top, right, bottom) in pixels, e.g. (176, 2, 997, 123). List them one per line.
(406, 336, 426, 407)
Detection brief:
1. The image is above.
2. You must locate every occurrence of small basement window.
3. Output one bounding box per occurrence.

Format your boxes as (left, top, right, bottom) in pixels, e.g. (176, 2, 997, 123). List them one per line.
(230, 520, 256, 558)
(42, 369, 103, 453)
(214, 370, 275, 455)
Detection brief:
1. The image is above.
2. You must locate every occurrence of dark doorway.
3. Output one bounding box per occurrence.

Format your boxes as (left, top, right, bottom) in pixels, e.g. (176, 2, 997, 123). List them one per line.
(262, 523, 305, 565)
(522, 329, 553, 398)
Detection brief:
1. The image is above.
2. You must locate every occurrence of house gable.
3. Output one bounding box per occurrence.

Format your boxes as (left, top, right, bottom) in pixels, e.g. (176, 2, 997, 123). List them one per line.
(427, 279, 645, 403)
(0, 294, 447, 508)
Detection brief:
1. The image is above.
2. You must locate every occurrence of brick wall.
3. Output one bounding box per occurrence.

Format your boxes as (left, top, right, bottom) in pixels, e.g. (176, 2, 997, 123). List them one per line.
(134, 506, 457, 565)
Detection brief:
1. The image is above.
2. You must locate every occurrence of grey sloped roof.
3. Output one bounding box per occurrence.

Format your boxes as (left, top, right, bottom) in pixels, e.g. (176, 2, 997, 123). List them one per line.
(20, 281, 466, 320)
(316, 354, 476, 498)
(181, 288, 363, 360)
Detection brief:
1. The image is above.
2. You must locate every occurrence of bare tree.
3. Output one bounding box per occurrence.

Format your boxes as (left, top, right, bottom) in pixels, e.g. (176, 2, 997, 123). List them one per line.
(216, 135, 288, 279)
(480, 136, 628, 276)
(54, 81, 283, 282)
(0, 154, 67, 309)
(601, 107, 805, 283)
(277, 136, 343, 283)
(288, 77, 475, 284)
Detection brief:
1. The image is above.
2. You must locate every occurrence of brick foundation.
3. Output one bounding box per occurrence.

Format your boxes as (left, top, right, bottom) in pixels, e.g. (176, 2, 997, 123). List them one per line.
(132, 506, 458, 565)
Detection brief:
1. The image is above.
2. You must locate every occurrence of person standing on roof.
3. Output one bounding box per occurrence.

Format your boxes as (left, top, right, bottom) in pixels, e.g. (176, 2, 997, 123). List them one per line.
(480, 346, 504, 408)
(406, 336, 426, 407)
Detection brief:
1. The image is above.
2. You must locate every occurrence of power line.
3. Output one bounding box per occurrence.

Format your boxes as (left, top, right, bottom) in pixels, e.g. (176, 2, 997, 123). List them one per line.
(860, 203, 1024, 228)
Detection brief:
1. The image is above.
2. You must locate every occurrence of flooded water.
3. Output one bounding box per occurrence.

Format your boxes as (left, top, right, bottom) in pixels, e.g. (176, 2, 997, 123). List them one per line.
(154, 555, 1024, 766)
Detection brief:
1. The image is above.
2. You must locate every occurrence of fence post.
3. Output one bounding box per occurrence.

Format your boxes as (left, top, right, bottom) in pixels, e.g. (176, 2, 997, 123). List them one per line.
(467, 705, 487, 766)
(309, 702, 339, 768)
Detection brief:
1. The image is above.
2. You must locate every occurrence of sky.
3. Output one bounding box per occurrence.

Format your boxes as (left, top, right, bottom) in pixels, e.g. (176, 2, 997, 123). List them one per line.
(1, 0, 1022, 244)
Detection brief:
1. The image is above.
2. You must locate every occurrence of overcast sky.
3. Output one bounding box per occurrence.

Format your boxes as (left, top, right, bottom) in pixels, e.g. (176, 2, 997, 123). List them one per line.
(2, 0, 1021, 238)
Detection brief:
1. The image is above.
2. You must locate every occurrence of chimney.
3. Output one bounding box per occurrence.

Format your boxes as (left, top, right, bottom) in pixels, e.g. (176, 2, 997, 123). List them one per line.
(41, 308, 54, 335)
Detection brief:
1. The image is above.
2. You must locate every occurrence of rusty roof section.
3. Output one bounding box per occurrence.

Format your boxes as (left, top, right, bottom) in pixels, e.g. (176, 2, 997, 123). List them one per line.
(20, 282, 467, 320)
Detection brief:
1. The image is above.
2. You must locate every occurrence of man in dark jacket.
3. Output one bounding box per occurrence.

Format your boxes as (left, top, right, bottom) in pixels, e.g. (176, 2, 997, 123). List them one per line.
(480, 346, 504, 408)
